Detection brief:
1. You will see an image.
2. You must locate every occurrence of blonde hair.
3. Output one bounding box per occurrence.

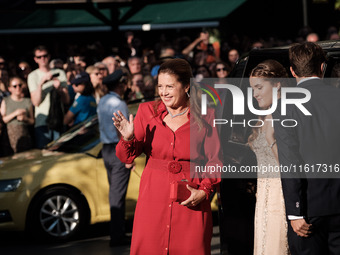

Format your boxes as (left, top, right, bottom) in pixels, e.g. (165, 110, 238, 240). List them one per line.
(85, 65, 98, 74)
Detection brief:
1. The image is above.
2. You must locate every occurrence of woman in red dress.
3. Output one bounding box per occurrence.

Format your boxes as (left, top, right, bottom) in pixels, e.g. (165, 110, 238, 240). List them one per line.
(113, 58, 222, 255)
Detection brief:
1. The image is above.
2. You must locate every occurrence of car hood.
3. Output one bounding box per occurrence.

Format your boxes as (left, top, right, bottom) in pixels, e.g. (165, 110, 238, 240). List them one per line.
(0, 149, 65, 179)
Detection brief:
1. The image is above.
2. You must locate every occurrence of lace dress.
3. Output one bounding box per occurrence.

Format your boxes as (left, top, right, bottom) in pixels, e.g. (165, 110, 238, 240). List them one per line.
(252, 132, 290, 255)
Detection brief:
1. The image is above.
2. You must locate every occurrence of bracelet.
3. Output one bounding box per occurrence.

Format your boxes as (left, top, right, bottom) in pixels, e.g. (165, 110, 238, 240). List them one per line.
(270, 140, 276, 148)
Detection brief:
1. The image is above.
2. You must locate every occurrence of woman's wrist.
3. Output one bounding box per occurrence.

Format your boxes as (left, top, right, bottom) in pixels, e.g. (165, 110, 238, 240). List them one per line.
(123, 135, 134, 142)
(198, 185, 211, 200)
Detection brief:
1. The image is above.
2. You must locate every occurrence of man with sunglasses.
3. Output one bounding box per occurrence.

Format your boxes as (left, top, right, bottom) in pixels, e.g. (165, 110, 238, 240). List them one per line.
(27, 45, 69, 149)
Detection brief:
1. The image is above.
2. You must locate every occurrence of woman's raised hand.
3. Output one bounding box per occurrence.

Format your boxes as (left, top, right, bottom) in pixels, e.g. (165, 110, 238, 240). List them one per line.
(112, 111, 134, 141)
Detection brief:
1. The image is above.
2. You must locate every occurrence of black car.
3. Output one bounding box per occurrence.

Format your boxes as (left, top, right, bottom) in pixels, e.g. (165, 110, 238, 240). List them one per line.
(217, 40, 340, 255)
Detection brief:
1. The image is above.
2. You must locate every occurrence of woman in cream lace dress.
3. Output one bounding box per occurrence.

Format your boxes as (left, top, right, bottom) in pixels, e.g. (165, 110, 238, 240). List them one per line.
(248, 60, 290, 255)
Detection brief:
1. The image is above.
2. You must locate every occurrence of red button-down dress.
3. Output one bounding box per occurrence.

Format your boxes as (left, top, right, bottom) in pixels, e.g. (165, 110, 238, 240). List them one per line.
(116, 100, 222, 255)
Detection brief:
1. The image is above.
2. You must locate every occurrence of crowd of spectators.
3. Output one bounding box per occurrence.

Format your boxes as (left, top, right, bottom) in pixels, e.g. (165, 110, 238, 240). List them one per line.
(0, 25, 339, 156)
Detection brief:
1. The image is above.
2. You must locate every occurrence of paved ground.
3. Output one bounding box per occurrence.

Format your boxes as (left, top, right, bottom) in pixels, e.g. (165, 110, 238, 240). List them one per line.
(1, 220, 220, 255)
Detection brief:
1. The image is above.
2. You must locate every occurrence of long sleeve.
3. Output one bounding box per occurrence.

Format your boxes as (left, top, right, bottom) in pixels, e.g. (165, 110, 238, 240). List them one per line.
(195, 108, 222, 198)
(273, 102, 306, 216)
(116, 102, 146, 164)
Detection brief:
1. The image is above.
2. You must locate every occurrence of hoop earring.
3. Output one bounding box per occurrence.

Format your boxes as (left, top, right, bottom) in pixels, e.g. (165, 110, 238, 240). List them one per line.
(186, 91, 190, 98)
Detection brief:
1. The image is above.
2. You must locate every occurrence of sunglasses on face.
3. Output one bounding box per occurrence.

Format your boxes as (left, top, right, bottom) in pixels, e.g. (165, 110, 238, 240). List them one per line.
(12, 83, 22, 89)
(35, 54, 49, 59)
(216, 68, 226, 72)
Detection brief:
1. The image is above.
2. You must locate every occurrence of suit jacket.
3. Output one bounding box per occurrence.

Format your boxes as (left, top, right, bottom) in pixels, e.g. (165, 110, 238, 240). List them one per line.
(273, 78, 340, 217)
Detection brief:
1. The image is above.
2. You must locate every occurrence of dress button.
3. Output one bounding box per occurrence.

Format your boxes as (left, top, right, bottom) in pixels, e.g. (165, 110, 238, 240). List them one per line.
(167, 225, 169, 228)
(165, 248, 168, 250)
(170, 142, 173, 145)
(169, 204, 171, 207)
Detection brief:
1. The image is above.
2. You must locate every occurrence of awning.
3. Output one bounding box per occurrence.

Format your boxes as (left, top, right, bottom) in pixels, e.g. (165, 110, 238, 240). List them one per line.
(0, 0, 246, 34)
(120, 0, 246, 30)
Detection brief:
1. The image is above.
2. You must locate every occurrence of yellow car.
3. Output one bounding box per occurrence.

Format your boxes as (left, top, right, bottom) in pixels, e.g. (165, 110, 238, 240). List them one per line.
(0, 115, 145, 241)
(0, 102, 218, 242)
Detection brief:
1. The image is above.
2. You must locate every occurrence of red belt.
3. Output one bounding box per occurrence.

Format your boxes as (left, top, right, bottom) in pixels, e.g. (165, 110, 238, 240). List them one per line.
(147, 158, 195, 175)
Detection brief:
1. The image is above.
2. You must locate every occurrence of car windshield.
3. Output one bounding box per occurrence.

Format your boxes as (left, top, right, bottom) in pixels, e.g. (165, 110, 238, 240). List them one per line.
(46, 115, 100, 153)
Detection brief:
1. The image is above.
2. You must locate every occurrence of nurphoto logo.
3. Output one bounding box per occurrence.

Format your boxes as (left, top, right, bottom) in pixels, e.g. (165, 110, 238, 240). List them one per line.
(198, 79, 312, 128)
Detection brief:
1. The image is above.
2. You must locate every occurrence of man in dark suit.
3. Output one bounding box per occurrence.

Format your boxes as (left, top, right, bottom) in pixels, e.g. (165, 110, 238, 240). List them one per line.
(273, 42, 340, 255)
